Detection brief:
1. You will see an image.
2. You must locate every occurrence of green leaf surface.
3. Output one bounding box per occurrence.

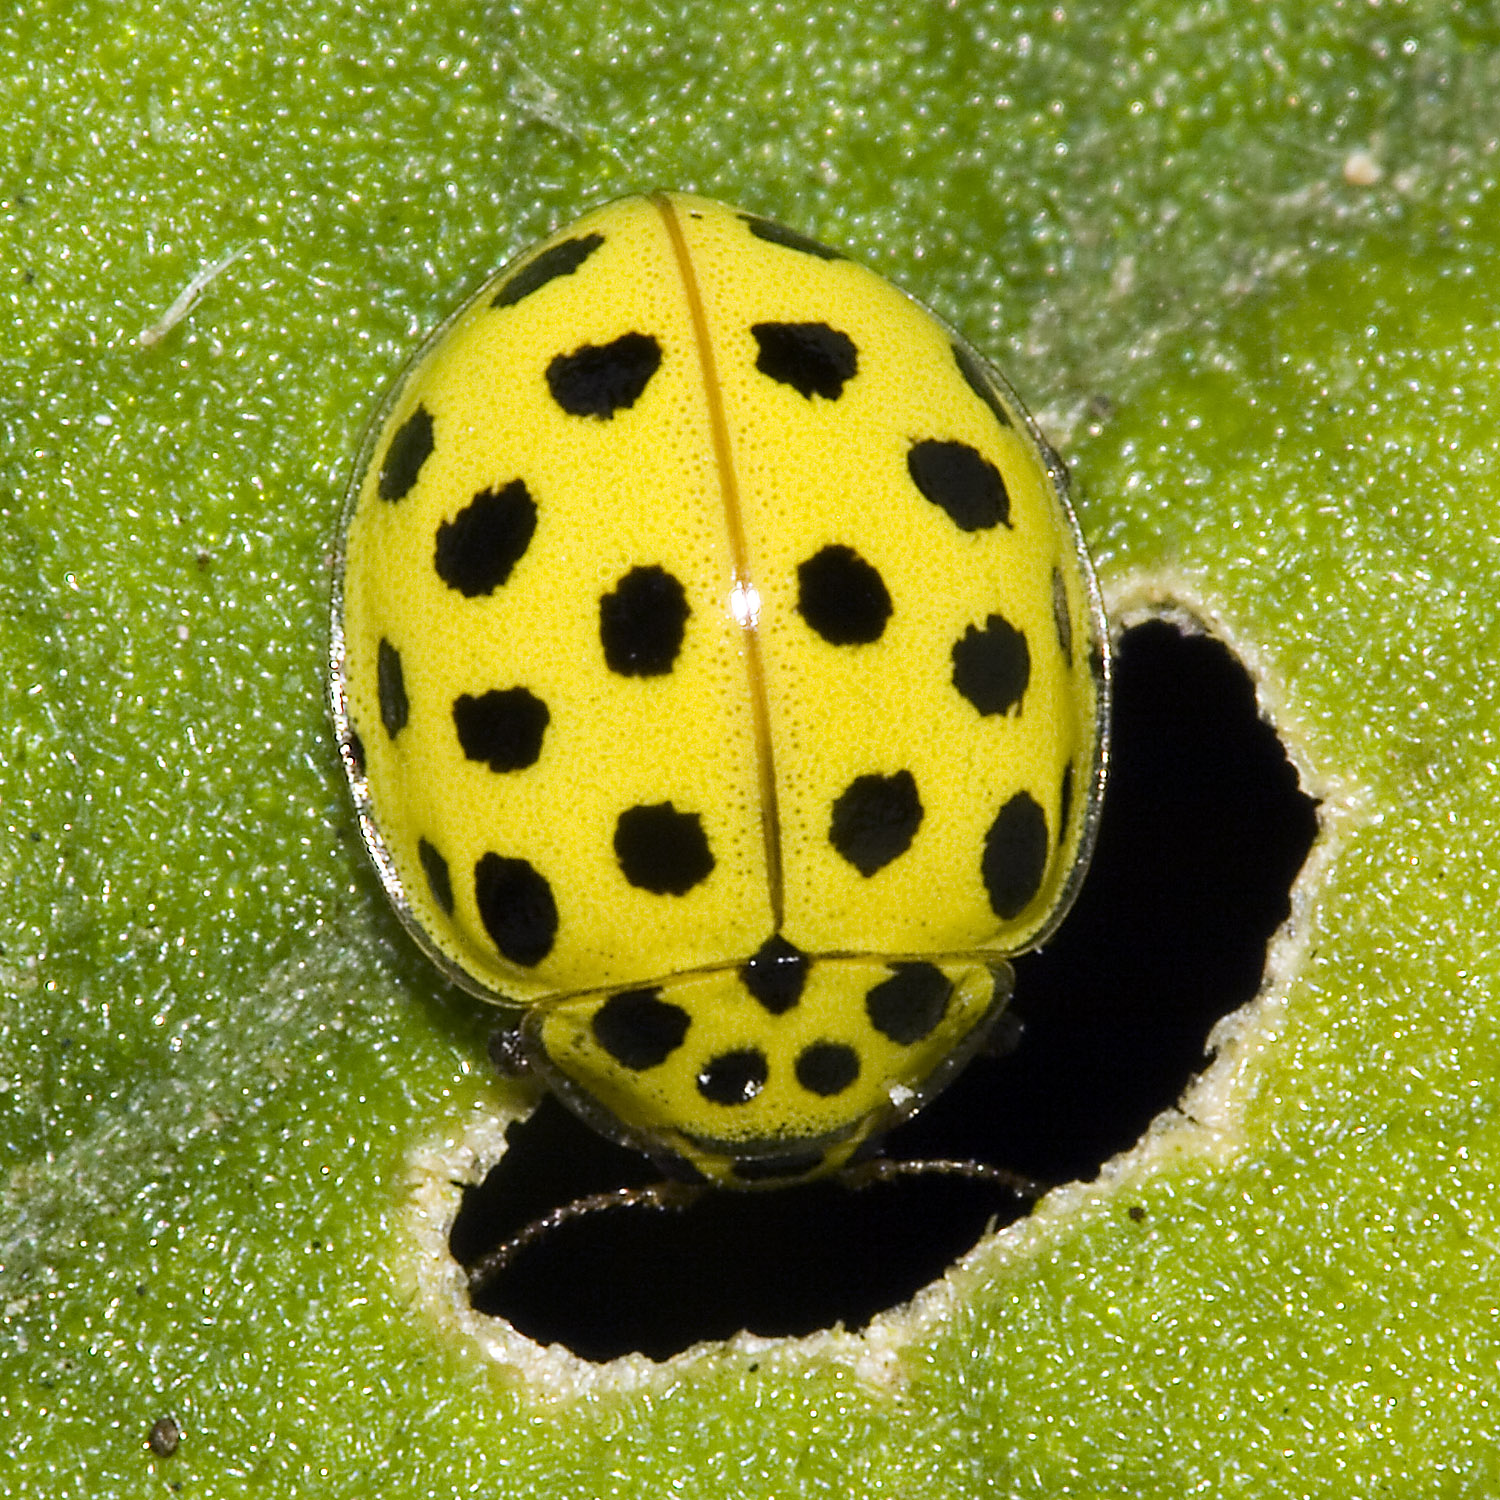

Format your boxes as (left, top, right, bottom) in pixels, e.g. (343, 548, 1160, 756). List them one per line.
(4, 1, 1498, 1494)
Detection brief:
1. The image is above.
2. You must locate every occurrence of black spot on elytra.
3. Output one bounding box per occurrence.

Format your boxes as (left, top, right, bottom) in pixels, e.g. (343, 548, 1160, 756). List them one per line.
(982, 791, 1050, 921)
(865, 962, 952, 1045)
(547, 332, 662, 418)
(741, 214, 845, 261)
(417, 837, 454, 915)
(951, 614, 1030, 717)
(615, 803, 715, 895)
(797, 544, 891, 645)
(434, 479, 537, 598)
(491, 233, 604, 309)
(907, 439, 1009, 532)
(739, 934, 809, 1015)
(378, 405, 434, 502)
(952, 341, 1014, 429)
(453, 687, 550, 772)
(592, 988, 690, 1070)
(697, 1048, 768, 1106)
(829, 770, 922, 876)
(1059, 761, 1075, 839)
(474, 853, 558, 967)
(600, 565, 690, 676)
(751, 322, 857, 400)
(1053, 566, 1074, 665)
(794, 1041, 860, 1097)
(377, 638, 408, 738)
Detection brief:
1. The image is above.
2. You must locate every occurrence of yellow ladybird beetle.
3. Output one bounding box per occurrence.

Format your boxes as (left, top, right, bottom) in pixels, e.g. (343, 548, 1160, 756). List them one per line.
(331, 192, 1109, 1188)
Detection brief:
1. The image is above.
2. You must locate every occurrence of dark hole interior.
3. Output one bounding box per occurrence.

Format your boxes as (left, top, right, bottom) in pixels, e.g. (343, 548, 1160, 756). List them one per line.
(448, 620, 1321, 1363)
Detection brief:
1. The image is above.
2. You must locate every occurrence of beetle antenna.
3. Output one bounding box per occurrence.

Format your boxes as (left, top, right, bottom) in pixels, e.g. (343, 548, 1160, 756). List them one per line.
(465, 1158, 1045, 1296)
(840, 1156, 1048, 1199)
(466, 1180, 705, 1293)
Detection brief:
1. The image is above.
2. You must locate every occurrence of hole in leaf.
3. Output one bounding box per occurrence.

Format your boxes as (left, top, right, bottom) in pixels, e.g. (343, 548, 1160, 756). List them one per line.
(449, 620, 1320, 1361)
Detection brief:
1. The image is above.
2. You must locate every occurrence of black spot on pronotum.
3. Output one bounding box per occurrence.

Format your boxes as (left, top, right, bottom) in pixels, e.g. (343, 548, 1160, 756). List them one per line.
(951, 613, 1030, 717)
(474, 853, 558, 966)
(794, 1041, 860, 1097)
(592, 988, 690, 1070)
(865, 962, 952, 1045)
(907, 438, 1009, 532)
(453, 687, 550, 771)
(740, 934, 809, 1015)
(951, 341, 1014, 429)
(378, 405, 434, 501)
(982, 790, 1050, 920)
(547, 332, 662, 418)
(797, 545, 891, 645)
(417, 837, 454, 915)
(614, 802, 715, 895)
(740, 214, 845, 261)
(491, 233, 605, 308)
(600, 565, 690, 676)
(697, 1048, 769, 1106)
(377, 637, 408, 738)
(751, 322, 857, 400)
(434, 479, 537, 598)
(829, 770, 922, 876)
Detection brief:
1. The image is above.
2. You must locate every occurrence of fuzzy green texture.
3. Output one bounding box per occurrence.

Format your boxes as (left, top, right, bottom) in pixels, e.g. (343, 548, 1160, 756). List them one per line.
(3, 0, 1498, 1494)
